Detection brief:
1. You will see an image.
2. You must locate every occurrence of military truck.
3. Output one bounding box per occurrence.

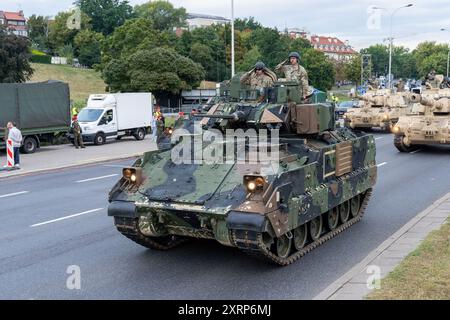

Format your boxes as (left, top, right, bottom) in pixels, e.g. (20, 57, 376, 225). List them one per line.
(107, 76, 377, 266)
(344, 90, 409, 132)
(393, 89, 450, 152)
(0, 81, 71, 154)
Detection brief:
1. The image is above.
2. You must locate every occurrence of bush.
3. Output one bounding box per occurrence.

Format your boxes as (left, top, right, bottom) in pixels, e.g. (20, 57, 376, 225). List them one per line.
(30, 54, 52, 64)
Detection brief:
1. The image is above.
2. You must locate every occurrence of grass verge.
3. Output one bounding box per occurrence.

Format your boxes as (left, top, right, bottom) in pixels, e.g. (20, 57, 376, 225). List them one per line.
(367, 219, 450, 300)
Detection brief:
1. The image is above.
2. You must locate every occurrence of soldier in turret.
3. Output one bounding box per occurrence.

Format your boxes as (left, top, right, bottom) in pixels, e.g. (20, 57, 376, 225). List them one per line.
(275, 52, 311, 99)
(240, 61, 277, 89)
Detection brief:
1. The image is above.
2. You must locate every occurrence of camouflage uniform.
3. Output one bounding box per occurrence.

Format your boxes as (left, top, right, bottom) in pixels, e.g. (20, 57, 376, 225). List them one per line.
(156, 118, 165, 145)
(240, 70, 274, 89)
(275, 63, 310, 97)
(71, 120, 85, 148)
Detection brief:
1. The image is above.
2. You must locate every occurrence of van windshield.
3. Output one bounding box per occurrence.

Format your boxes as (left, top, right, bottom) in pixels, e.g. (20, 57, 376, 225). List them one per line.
(78, 109, 103, 122)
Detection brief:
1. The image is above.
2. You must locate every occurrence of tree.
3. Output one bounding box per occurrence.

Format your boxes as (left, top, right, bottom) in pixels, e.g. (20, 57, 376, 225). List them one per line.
(47, 10, 91, 53)
(134, 1, 187, 31)
(189, 43, 216, 80)
(103, 48, 205, 96)
(301, 49, 335, 91)
(100, 18, 160, 67)
(344, 55, 362, 85)
(76, 0, 133, 35)
(27, 15, 48, 43)
(237, 46, 262, 72)
(102, 58, 130, 92)
(289, 37, 313, 53)
(246, 27, 290, 68)
(234, 17, 262, 31)
(74, 30, 104, 67)
(361, 44, 388, 77)
(57, 44, 74, 63)
(0, 29, 33, 82)
(412, 41, 449, 78)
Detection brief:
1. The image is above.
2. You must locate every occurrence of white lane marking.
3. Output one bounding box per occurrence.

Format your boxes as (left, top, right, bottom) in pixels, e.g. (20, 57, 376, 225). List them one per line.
(103, 165, 127, 168)
(76, 174, 119, 183)
(377, 162, 387, 168)
(375, 137, 383, 141)
(0, 191, 29, 199)
(410, 149, 422, 154)
(30, 208, 104, 228)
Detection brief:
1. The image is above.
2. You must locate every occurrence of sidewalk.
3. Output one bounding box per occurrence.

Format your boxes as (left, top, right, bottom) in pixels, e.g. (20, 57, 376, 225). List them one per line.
(315, 192, 450, 300)
(0, 136, 157, 179)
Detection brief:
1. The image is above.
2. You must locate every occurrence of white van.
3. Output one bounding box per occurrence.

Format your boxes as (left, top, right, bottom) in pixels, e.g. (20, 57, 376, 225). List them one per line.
(77, 93, 153, 145)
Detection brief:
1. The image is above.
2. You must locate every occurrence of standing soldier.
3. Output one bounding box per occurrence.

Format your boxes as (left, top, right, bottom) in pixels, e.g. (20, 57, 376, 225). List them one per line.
(275, 52, 311, 99)
(71, 115, 85, 149)
(240, 61, 277, 89)
(156, 116, 165, 146)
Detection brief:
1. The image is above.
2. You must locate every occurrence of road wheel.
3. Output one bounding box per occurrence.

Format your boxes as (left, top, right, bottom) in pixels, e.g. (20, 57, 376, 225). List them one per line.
(276, 234, 292, 259)
(94, 133, 106, 145)
(134, 128, 146, 141)
(394, 135, 416, 153)
(339, 201, 351, 223)
(309, 215, 323, 241)
(293, 224, 308, 251)
(327, 208, 339, 231)
(350, 195, 361, 218)
(22, 137, 38, 154)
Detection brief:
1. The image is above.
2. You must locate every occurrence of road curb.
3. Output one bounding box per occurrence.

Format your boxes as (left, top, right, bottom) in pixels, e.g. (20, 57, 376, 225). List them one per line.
(0, 153, 143, 180)
(314, 192, 450, 300)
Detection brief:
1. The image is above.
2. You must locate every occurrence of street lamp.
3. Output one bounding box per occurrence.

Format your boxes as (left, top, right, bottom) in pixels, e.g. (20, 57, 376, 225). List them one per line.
(374, 4, 413, 90)
(440, 29, 450, 77)
(231, 0, 235, 78)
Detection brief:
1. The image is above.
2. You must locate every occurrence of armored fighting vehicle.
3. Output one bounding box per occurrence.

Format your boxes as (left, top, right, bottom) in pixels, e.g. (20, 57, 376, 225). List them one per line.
(344, 90, 409, 132)
(393, 88, 450, 152)
(107, 75, 377, 266)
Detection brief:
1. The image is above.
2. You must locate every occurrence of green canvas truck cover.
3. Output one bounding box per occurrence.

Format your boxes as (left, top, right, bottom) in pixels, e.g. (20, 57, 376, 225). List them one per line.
(0, 81, 70, 130)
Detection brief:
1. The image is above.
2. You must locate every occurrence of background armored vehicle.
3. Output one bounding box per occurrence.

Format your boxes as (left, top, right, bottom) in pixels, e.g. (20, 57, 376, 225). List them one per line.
(344, 89, 409, 132)
(393, 89, 450, 152)
(107, 75, 377, 266)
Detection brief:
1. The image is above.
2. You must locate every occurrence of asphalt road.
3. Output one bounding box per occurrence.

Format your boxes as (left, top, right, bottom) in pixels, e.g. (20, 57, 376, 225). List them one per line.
(1, 132, 450, 300)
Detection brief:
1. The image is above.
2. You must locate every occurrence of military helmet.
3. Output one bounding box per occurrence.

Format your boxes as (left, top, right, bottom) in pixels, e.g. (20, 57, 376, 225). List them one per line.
(289, 52, 300, 60)
(255, 61, 266, 70)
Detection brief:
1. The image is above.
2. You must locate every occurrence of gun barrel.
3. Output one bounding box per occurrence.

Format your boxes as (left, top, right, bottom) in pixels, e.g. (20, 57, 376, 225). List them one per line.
(409, 93, 422, 103)
(194, 114, 236, 120)
(420, 97, 435, 107)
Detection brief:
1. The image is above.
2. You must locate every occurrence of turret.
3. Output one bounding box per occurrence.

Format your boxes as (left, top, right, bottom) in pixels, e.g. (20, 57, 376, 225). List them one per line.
(420, 96, 450, 113)
(194, 74, 335, 136)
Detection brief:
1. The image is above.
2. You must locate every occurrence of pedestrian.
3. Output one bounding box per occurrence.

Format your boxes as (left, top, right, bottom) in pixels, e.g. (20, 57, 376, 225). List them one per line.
(156, 116, 165, 146)
(71, 115, 85, 149)
(151, 114, 157, 142)
(7, 121, 22, 169)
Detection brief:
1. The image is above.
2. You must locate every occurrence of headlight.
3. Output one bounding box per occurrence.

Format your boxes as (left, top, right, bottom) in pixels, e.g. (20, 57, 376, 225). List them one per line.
(383, 114, 389, 121)
(123, 167, 142, 185)
(244, 175, 266, 193)
(393, 126, 401, 134)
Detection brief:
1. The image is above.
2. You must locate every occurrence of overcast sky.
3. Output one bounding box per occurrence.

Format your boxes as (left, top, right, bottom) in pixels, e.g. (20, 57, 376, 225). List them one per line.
(1, 0, 449, 50)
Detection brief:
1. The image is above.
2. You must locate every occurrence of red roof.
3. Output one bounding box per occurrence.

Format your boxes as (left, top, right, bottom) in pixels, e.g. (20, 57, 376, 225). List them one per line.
(3, 11, 26, 21)
(310, 35, 356, 55)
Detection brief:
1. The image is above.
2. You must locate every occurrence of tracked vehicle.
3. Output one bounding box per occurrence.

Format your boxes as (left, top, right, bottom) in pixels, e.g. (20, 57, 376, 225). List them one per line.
(107, 76, 377, 266)
(393, 89, 450, 152)
(344, 90, 409, 132)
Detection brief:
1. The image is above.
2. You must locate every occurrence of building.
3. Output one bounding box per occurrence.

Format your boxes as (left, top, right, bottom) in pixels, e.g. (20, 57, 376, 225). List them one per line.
(186, 13, 230, 30)
(309, 35, 356, 61)
(284, 29, 356, 61)
(0, 10, 28, 37)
